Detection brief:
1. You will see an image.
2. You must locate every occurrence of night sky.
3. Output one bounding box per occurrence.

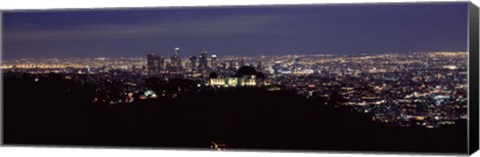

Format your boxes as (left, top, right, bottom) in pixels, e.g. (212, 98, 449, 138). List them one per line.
(2, 2, 468, 59)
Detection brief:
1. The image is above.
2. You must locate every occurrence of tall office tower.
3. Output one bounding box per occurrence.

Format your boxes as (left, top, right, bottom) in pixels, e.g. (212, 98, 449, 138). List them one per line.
(211, 54, 218, 71)
(198, 51, 208, 72)
(273, 61, 282, 74)
(228, 60, 237, 72)
(294, 57, 301, 66)
(240, 59, 246, 67)
(147, 53, 162, 76)
(293, 57, 301, 71)
(159, 56, 165, 71)
(170, 47, 183, 69)
(189, 56, 197, 72)
(257, 60, 263, 71)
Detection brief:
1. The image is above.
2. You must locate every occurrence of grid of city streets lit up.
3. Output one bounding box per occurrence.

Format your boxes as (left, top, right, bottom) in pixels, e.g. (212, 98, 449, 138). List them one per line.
(2, 50, 468, 129)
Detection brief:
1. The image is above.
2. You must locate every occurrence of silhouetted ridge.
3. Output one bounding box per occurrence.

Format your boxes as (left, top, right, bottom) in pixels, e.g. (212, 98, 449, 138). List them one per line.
(3, 74, 467, 153)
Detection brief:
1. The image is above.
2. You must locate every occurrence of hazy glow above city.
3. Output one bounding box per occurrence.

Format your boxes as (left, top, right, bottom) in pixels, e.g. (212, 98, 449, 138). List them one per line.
(3, 2, 468, 59)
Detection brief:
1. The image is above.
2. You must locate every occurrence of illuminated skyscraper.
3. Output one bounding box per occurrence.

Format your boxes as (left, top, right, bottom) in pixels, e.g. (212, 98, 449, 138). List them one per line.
(159, 56, 165, 70)
(273, 61, 282, 74)
(147, 53, 163, 76)
(170, 47, 183, 70)
(294, 57, 301, 65)
(198, 51, 208, 72)
(257, 61, 263, 71)
(189, 56, 197, 72)
(211, 54, 218, 71)
(293, 57, 301, 72)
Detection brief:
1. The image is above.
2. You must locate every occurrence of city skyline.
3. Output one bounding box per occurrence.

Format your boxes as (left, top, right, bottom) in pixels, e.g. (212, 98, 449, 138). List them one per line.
(1, 50, 469, 129)
(3, 2, 468, 59)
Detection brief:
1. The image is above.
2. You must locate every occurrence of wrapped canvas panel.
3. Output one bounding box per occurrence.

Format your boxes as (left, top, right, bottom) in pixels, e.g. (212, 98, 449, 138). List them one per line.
(1, 1, 479, 155)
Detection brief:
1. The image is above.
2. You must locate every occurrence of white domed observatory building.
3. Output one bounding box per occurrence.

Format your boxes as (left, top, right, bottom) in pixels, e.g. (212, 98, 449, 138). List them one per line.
(209, 66, 266, 88)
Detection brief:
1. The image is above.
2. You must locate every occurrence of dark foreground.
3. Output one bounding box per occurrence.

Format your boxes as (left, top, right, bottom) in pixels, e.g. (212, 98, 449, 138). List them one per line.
(3, 73, 467, 154)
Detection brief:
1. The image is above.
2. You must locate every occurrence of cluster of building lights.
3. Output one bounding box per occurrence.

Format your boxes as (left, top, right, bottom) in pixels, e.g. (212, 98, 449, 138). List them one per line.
(1, 50, 468, 128)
